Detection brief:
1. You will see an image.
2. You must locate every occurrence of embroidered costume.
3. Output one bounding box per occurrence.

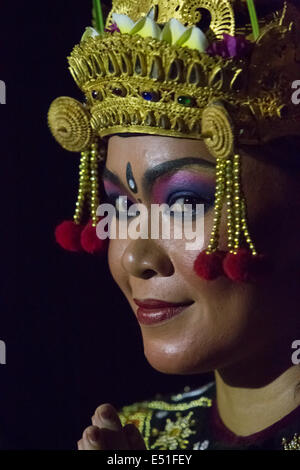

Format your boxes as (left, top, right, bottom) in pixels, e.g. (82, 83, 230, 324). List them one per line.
(118, 382, 300, 450)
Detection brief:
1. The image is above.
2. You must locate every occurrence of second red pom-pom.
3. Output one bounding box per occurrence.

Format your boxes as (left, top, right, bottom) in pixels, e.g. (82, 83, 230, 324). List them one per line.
(80, 220, 109, 255)
(194, 250, 226, 281)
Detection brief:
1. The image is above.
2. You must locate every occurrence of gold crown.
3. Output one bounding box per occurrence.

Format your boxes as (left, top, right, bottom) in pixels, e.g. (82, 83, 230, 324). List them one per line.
(48, 0, 300, 157)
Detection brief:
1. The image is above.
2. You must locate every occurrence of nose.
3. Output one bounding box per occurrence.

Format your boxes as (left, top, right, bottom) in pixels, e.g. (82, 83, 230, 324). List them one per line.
(121, 239, 174, 279)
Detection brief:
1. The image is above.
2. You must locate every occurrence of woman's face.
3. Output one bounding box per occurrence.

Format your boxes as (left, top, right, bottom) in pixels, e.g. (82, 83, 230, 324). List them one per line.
(105, 135, 300, 380)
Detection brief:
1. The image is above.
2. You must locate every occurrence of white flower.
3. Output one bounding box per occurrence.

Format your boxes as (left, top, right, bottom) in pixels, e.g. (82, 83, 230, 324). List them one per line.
(110, 13, 208, 52)
(112, 12, 161, 40)
(81, 26, 100, 42)
(130, 16, 161, 40)
(161, 18, 187, 44)
(175, 26, 209, 52)
(111, 13, 134, 34)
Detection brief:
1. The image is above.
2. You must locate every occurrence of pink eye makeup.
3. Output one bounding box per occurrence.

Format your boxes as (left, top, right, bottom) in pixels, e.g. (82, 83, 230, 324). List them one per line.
(151, 169, 216, 213)
(103, 179, 136, 217)
(103, 180, 127, 198)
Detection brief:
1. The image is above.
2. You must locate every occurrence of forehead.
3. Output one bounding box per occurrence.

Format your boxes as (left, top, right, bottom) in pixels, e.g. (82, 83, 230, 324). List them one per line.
(106, 135, 214, 177)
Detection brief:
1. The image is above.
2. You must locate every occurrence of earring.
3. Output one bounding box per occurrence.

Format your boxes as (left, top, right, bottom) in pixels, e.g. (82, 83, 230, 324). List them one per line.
(193, 101, 268, 282)
(55, 141, 108, 256)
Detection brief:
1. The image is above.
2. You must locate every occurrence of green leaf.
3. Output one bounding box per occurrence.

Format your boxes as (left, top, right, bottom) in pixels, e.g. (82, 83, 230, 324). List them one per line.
(129, 17, 147, 36)
(246, 0, 260, 40)
(174, 27, 193, 47)
(92, 0, 105, 34)
(161, 22, 172, 44)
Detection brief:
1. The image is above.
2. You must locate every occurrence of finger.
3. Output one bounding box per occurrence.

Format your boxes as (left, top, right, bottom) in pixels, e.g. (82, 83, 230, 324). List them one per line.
(82, 426, 105, 450)
(123, 424, 147, 450)
(95, 428, 130, 450)
(92, 403, 122, 432)
(81, 425, 130, 451)
(77, 439, 84, 451)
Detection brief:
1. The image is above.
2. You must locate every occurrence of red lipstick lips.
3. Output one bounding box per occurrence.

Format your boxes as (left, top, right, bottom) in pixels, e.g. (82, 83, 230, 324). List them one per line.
(133, 298, 194, 326)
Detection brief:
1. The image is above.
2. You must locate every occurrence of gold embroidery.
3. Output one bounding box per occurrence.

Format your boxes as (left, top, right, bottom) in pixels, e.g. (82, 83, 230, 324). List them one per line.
(150, 411, 196, 450)
(147, 396, 212, 411)
(118, 401, 154, 448)
(118, 393, 212, 449)
(282, 433, 300, 450)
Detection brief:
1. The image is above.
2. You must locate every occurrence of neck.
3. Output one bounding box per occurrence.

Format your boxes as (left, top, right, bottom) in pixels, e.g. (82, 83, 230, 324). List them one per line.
(214, 363, 300, 436)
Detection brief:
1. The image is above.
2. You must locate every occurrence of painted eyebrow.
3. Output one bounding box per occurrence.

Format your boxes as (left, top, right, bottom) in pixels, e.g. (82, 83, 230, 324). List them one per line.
(103, 157, 215, 194)
(102, 168, 124, 189)
(142, 157, 216, 195)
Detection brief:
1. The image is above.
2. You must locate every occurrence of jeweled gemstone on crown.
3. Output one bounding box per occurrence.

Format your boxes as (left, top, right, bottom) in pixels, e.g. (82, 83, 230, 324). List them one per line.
(177, 96, 195, 107)
(141, 91, 160, 102)
(112, 88, 124, 96)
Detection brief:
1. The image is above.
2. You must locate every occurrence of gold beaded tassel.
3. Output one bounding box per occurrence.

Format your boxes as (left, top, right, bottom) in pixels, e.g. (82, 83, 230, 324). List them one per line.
(73, 140, 102, 228)
(221, 152, 262, 282)
(241, 197, 257, 256)
(232, 153, 257, 256)
(54, 148, 91, 253)
(89, 140, 101, 227)
(80, 139, 108, 255)
(74, 149, 91, 225)
(206, 157, 226, 254)
(195, 102, 262, 281)
(232, 154, 241, 254)
(204, 152, 257, 256)
(225, 157, 235, 253)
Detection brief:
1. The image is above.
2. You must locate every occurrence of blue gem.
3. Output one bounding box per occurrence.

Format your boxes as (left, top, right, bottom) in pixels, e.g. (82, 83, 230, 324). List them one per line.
(142, 92, 154, 101)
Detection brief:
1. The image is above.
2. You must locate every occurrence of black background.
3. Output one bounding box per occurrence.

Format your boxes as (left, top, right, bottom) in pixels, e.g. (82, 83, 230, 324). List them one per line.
(0, 1, 211, 449)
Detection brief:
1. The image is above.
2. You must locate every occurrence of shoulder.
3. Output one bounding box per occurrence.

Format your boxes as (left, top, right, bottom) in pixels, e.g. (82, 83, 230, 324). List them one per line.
(118, 381, 215, 450)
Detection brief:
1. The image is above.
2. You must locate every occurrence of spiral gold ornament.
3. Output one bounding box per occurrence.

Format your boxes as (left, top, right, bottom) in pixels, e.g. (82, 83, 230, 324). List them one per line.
(181, 0, 235, 39)
(48, 97, 94, 152)
(202, 101, 235, 160)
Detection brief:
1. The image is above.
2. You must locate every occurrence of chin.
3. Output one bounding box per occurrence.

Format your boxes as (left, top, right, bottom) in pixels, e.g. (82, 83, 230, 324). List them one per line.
(142, 334, 224, 375)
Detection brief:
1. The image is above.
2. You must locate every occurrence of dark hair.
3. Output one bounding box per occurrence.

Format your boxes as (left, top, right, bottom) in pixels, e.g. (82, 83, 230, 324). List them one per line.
(242, 136, 300, 173)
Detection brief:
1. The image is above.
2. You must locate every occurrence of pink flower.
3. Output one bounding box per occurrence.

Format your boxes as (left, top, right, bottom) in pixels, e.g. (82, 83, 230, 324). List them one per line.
(206, 34, 253, 59)
(104, 22, 121, 34)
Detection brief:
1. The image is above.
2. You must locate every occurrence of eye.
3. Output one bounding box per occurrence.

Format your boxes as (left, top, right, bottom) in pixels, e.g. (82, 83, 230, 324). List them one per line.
(168, 192, 213, 218)
(105, 194, 138, 219)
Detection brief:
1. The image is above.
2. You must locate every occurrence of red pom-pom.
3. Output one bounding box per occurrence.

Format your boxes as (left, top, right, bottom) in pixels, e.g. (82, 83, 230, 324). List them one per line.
(80, 220, 109, 255)
(223, 249, 269, 282)
(55, 220, 84, 252)
(194, 250, 226, 280)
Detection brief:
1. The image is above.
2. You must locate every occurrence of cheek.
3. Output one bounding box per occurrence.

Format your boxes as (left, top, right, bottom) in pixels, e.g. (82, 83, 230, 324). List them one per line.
(108, 239, 130, 296)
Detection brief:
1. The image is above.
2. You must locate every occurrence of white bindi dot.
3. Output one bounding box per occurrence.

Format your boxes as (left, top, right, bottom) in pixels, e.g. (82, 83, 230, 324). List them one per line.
(126, 162, 138, 193)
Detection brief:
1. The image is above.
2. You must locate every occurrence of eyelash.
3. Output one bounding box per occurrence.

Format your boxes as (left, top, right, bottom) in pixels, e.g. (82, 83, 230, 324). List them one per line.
(167, 191, 214, 217)
(104, 190, 214, 221)
(105, 194, 137, 219)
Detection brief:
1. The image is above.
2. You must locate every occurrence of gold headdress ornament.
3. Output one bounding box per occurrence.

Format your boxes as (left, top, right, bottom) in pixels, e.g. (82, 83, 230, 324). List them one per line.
(48, 0, 300, 281)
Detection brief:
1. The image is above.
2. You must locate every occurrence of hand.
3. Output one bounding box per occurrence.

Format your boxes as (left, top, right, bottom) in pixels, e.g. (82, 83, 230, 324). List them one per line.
(77, 403, 147, 450)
